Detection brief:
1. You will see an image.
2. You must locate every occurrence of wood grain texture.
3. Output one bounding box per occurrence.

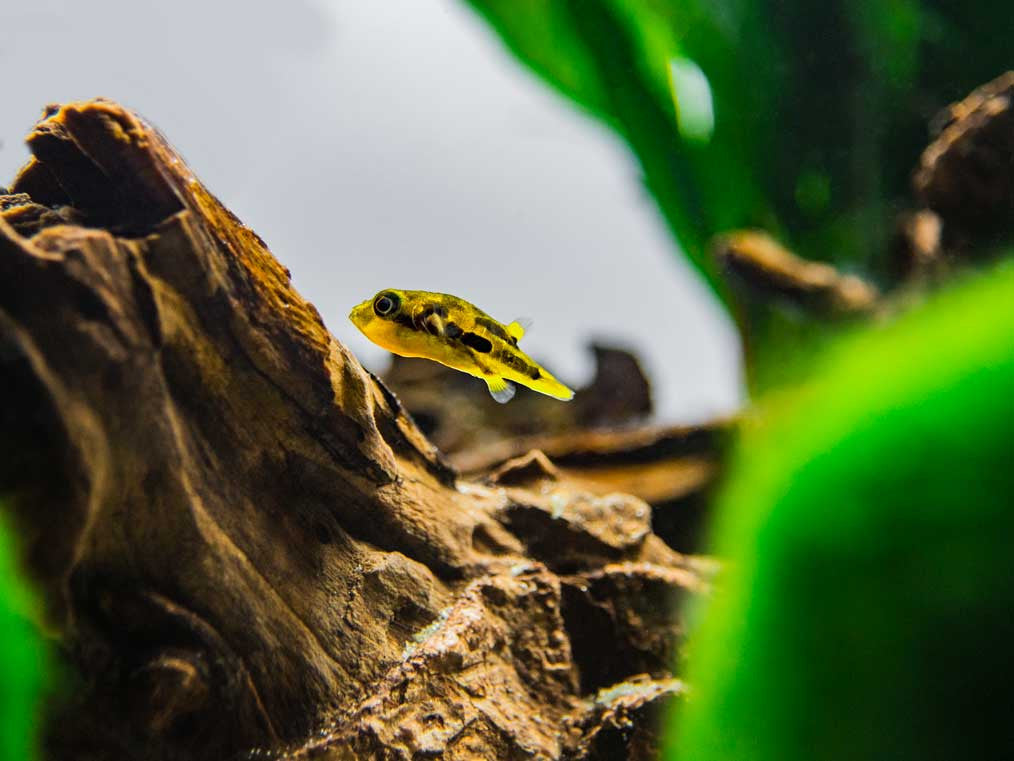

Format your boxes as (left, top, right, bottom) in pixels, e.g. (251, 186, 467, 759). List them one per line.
(0, 100, 710, 761)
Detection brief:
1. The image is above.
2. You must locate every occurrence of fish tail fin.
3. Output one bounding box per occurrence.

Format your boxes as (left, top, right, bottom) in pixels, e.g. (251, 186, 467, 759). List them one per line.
(486, 376, 517, 404)
(527, 367, 574, 401)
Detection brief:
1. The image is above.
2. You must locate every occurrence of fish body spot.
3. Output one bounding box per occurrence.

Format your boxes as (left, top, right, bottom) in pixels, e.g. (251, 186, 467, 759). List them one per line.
(461, 332, 493, 353)
(498, 348, 542, 380)
(476, 317, 512, 343)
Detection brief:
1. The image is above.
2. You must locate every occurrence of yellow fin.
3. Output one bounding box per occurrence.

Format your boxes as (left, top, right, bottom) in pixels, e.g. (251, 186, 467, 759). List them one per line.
(420, 312, 446, 336)
(506, 319, 530, 342)
(523, 365, 574, 401)
(486, 376, 516, 404)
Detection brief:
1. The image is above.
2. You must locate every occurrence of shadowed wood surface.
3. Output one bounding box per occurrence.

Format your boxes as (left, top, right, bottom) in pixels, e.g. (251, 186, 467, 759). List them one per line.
(915, 71, 1014, 235)
(0, 100, 715, 761)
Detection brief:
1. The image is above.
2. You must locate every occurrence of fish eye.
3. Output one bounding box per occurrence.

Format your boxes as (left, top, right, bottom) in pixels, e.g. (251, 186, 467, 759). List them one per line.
(373, 292, 399, 317)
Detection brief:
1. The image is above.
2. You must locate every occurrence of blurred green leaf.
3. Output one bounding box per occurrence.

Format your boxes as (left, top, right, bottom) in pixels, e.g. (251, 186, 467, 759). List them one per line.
(0, 508, 45, 760)
(465, 0, 769, 307)
(668, 259, 1014, 759)
(465, 0, 1014, 306)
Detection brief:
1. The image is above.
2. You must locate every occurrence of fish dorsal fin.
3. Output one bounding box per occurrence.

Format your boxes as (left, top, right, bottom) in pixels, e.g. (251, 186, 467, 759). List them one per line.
(506, 319, 531, 343)
(486, 377, 516, 404)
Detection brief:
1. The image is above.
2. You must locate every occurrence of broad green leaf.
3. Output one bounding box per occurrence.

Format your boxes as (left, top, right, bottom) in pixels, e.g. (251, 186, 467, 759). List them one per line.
(669, 259, 1014, 759)
(466, 0, 771, 307)
(464, 0, 1014, 312)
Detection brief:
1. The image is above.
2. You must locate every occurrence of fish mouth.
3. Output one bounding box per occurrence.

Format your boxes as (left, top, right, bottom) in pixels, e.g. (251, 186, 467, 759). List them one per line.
(348, 300, 373, 330)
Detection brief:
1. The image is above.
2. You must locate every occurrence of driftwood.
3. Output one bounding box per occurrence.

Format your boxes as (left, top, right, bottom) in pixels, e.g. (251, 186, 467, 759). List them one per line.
(713, 230, 880, 317)
(382, 345, 654, 456)
(383, 352, 727, 553)
(0, 100, 714, 760)
(915, 71, 1014, 235)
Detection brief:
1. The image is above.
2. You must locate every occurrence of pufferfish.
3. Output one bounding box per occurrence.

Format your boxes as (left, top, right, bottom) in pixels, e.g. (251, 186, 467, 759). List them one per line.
(349, 289, 574, 403)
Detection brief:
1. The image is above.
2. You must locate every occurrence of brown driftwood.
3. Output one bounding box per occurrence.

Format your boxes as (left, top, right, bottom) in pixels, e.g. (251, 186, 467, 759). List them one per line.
(915, 71, 1014, 236)
(713, 230, 880, 317)
(0, 100, 711, 760)
(383, 353, 727, 553)
(383, 345, 653, 455)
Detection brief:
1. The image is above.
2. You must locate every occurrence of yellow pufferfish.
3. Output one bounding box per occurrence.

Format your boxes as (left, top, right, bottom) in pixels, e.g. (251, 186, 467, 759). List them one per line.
(349, 289, 574, 403)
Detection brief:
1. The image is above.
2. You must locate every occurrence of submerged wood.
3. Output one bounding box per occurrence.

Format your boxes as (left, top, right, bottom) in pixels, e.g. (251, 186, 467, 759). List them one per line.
(915, 71, 1014, 236)
(0, 100, 712, 760)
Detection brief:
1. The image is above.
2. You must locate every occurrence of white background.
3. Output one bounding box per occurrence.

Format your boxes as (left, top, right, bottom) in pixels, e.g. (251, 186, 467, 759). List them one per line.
(0, 0, 742, 421)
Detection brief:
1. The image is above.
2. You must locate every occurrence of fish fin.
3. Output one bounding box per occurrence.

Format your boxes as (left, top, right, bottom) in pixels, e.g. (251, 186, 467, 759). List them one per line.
(486, 377, 516, 404)
(525, 367, 574, 401)
(507, 319, 531, 343)
(419, 312, 446, 336)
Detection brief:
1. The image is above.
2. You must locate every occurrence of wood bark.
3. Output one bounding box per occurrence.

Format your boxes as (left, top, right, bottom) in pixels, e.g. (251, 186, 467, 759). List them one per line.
(0, 100, 714, 760)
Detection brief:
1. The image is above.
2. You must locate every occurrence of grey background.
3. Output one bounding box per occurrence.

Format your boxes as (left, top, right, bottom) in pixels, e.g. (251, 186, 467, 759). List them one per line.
(0, 0, 741, 421)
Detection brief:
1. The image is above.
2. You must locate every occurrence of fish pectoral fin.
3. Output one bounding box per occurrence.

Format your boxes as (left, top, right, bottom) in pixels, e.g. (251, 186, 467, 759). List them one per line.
(419, 312, 446, 336)
(506, 319, 531, 343)
(485, 376, 516, 404)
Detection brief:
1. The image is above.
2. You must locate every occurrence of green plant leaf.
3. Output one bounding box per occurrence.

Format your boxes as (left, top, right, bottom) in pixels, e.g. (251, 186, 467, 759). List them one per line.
(465, 0, 768, 308)
(0, 508, 46, 760)
(669, 259, 1014, 759)
(465, 1, 1014, 308)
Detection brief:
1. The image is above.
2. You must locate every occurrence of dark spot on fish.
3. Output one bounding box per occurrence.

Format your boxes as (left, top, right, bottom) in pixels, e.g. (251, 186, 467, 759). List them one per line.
(461, 332, 493, 353)
(476, 317, 511, 343)
(445, 322, 463, 339)
(419, 303, 448, 320)
(498, 349, 541, 379)
(394, 313, 416, 331)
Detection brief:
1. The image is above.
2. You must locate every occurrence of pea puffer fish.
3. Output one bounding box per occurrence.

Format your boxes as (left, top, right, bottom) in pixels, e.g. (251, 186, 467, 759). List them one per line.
(349, 289, 574, 403)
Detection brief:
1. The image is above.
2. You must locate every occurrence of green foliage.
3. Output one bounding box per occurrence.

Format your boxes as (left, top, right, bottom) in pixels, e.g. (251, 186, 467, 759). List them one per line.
(668, 260, 1014, 760)
(466, 5, 1014, 756)
(0, 509, 45, 761)
(465, 0, 1014, 301)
